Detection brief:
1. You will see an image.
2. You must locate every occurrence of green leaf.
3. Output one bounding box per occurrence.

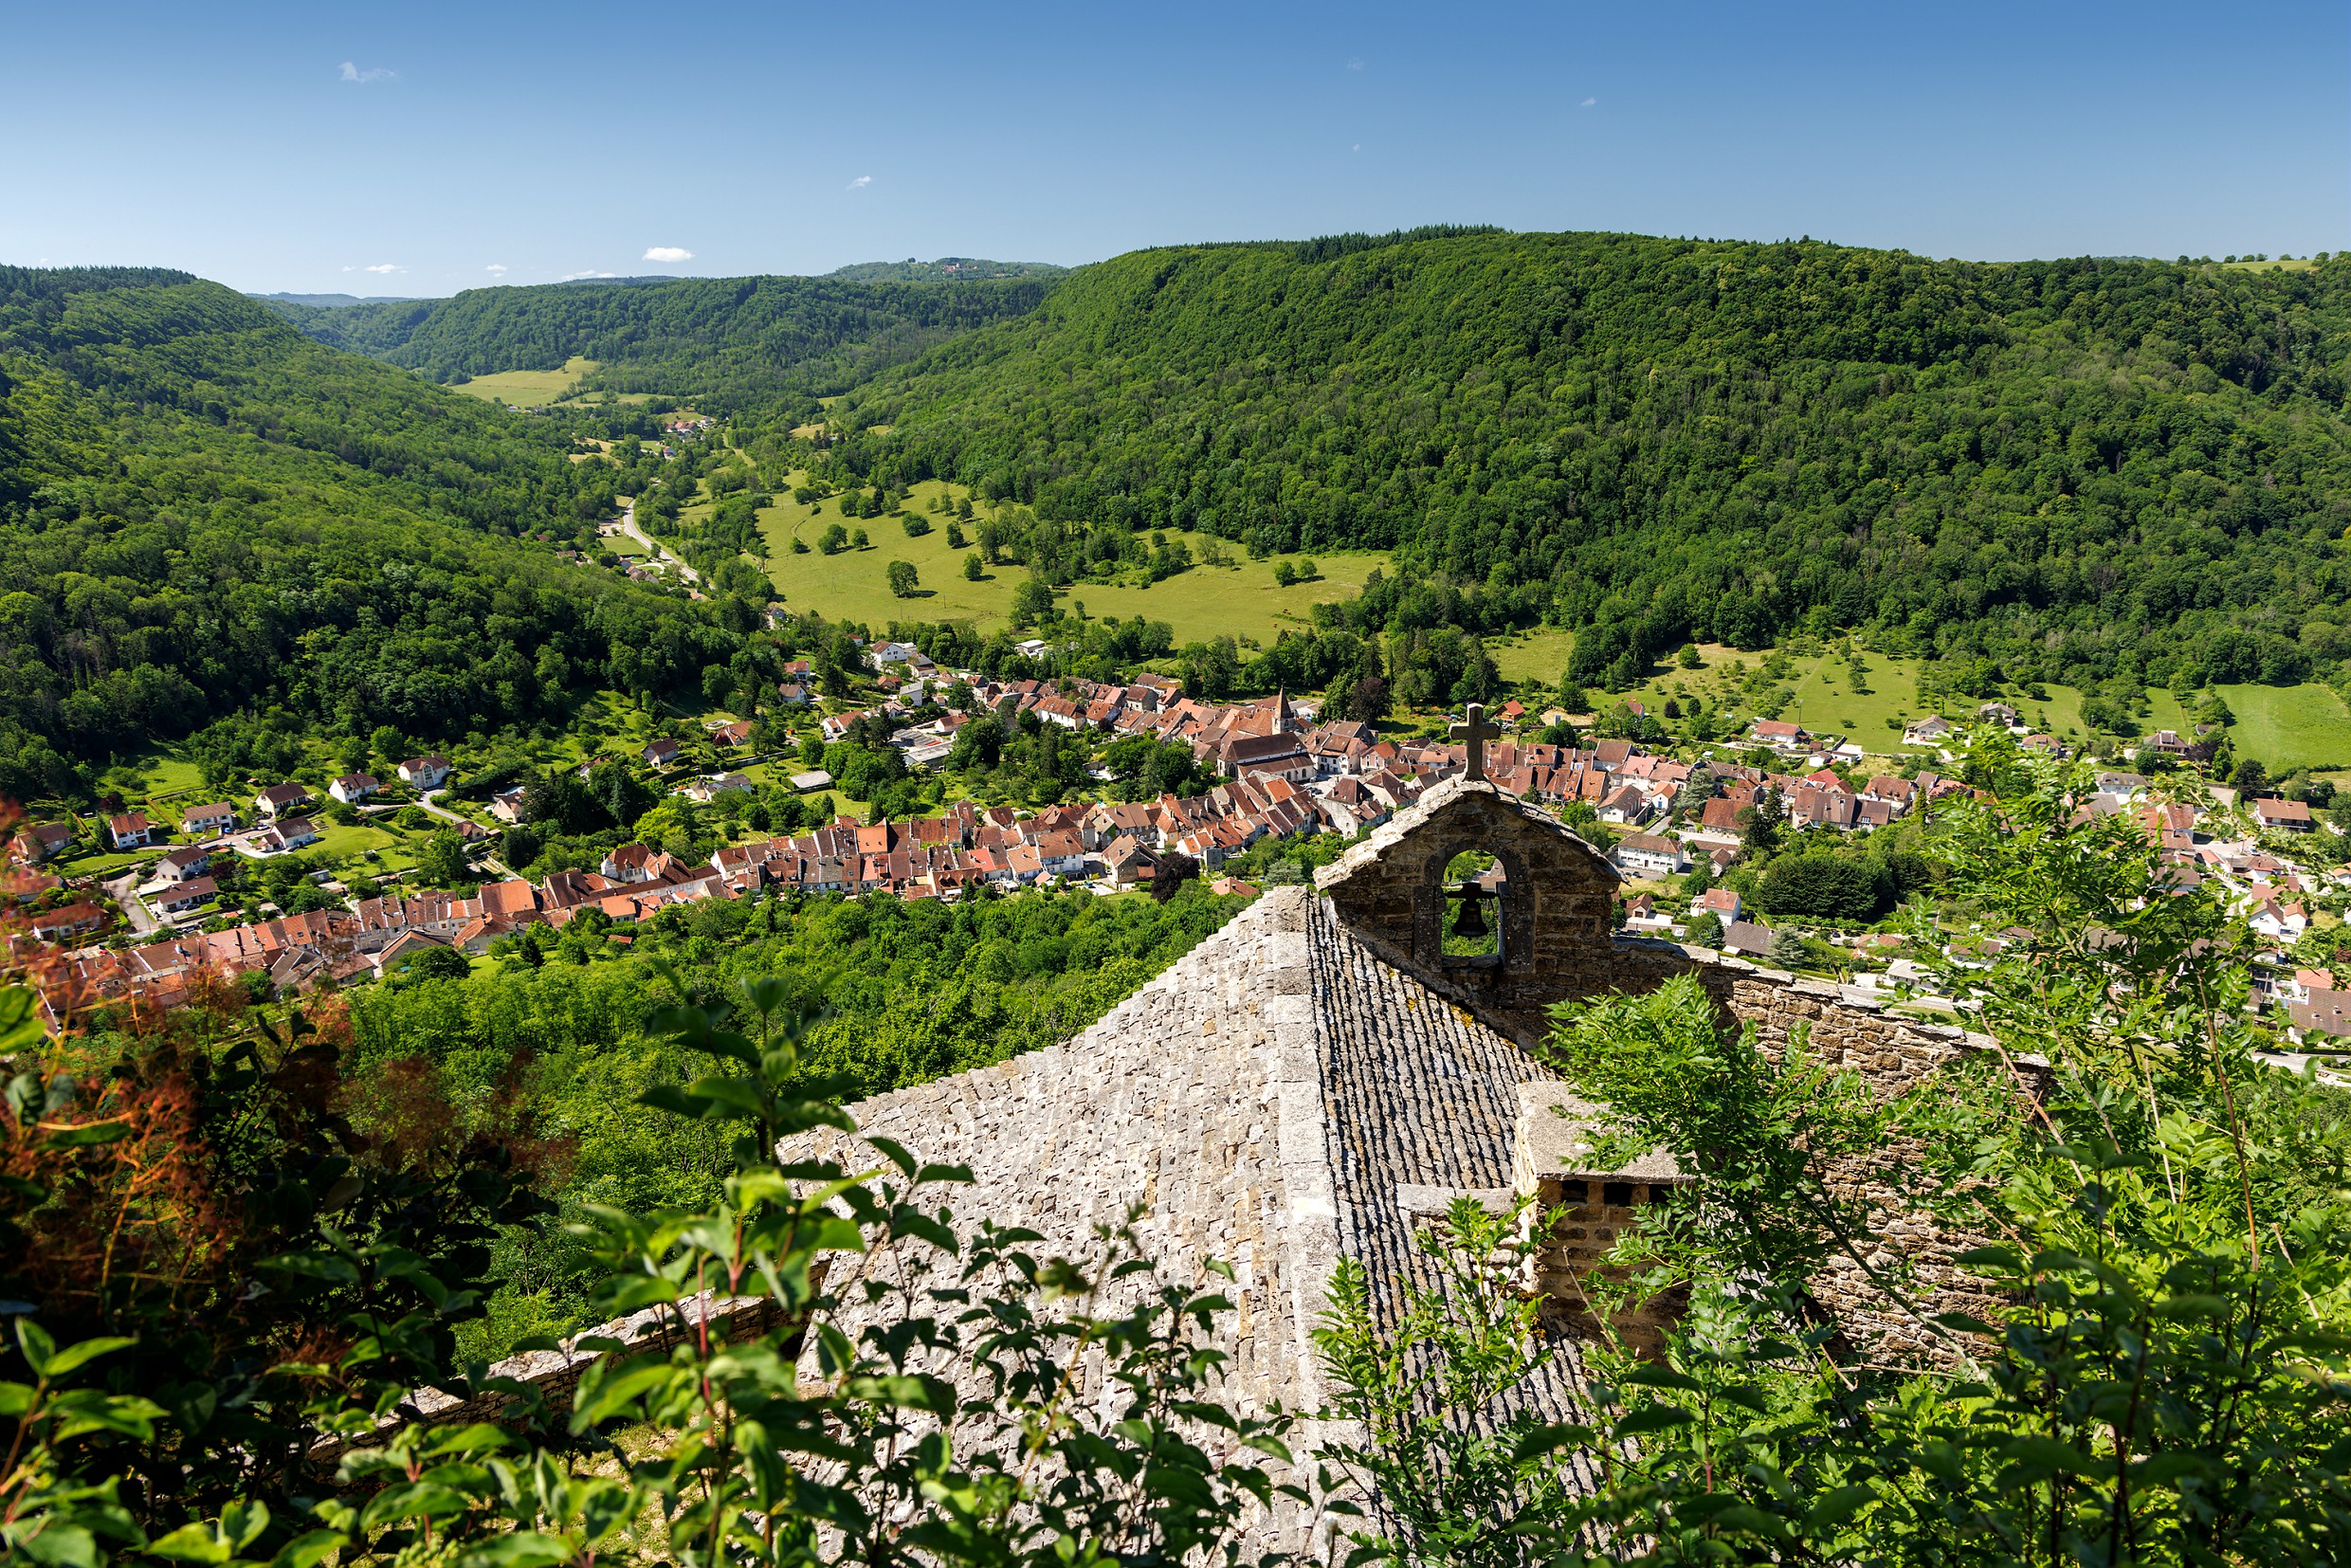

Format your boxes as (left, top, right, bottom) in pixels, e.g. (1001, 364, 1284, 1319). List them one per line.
(1613, 1404, 1695, 1438)
(146, 1524, 233, 1564)
(1803, 1484, 1877, 1532)
(846, 1374, 955, 1413)
(43, 1122, 130, 1149)
(458, 1534, 577, 1568)
(358, 1483, 469, 1530)
(1953, 1244, 2025, 1270)
(16, 1318, 57, 1377)
(2149, 1294, 2231, 1321)
(1707, 1504, 1793, 1541)
(2001, 1435, 2100, 1476)
(1511, 1422, 1595, 1461)
(261, 1252, 361, 1285)
(267, 1531, 350, 1568)
(16, 1522, 100, 1568)
(1618, 1363, 1704, 1393)
(41, 1337, 137, 1379)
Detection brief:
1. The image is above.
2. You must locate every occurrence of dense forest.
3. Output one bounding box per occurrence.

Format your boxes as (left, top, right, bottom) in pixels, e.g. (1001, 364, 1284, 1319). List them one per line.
(0, 266, 738, 793)
(826, 231, 2351, 693)
(264, 272, 1054, 411)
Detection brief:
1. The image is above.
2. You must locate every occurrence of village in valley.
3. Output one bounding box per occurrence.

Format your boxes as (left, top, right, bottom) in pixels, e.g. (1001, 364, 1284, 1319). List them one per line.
(13, 626, 2348, 1068)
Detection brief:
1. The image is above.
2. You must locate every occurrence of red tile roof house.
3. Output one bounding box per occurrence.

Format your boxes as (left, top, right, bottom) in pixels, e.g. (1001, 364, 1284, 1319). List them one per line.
(255, 783, 314, 818)
(32, 903, 107, 941)
(12, 822, 76, 863)
(1692, 886, 1743, 923)
(106, 811, 153, 849)
(2253, 797, 2315, 833)
(710, 720, 756, 748)
(1749, 719, 1811, 750)
(182, 802, 238, 839)
(329, 773, 381, 804)
(644, 738, 683, 769)
(397, 755, 454, 789)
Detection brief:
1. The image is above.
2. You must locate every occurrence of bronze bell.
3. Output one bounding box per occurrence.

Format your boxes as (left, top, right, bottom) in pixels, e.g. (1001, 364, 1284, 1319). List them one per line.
(1452, 885, 1489, 939)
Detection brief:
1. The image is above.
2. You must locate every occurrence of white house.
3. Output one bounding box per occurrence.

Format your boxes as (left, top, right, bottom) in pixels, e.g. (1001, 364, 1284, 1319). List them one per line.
(182, 802, 238, 839)
(1610, 832, 1686, 878)
(398, 755, 454, 790)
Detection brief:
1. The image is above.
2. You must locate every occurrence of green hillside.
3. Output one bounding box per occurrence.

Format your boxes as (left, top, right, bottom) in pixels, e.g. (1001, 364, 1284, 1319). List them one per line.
(829, 231, 2351, 699)
(0, 265, 733, 796)
(269, 274, 1058, 412)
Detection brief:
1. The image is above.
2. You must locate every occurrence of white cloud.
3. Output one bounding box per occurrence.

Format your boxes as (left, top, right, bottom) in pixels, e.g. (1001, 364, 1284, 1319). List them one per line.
(847, 174, 872, 190)
(338, 61, 397, 83)
(1346, 57, 1364, 70)
(559, 269, 618, 281)
(1580, 97, 1596, 107)
(1352, 143, 1361, 153)
(642, 246, 693, 263)
(361, 263, 403, 274)
(484, 263, 508, 274)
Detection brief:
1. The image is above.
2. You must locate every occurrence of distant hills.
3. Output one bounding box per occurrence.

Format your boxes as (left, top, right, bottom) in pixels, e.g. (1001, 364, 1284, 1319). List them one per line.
(255, 267, 1060, 410)
(251, 290, 428, 308)
(210, 228, 2351, 709)
(827, 257, 1066, 283)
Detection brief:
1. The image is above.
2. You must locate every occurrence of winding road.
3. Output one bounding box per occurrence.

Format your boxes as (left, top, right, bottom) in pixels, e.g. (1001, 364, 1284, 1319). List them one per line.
(614, 497, 701, 586)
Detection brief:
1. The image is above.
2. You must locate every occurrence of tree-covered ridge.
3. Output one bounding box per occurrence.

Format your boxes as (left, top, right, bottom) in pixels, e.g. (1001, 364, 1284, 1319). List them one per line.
(837, 231, 2351, 691)
(270, 274, 1059, 411)
(0, 267, 731, 786)
(826, 257, 1068, 283)
(250, 294, 438, 357)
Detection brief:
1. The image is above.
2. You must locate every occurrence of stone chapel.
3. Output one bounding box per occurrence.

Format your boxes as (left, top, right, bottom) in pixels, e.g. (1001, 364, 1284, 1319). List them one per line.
(781, 769, 2016, 1555)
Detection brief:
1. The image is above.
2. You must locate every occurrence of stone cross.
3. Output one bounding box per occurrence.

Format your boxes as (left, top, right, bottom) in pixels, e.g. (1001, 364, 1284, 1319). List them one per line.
(1449, 702, 1501, 783)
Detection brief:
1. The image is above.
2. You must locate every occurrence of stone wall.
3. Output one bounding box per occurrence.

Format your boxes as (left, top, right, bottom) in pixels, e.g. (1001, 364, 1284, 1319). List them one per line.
(308, 1292, 788, 1464)
(1321, 778, 2036, 1370)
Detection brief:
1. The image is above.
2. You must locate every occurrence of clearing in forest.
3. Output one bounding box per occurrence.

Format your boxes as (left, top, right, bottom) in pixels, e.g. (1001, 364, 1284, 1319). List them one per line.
(449, 356, 598, 405)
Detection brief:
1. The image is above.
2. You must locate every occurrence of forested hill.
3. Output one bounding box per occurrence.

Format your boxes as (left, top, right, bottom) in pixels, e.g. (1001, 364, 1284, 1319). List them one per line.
(265, 274, 1057, 412)
(827, 257, 1067, 283)
(839, 231, 2351, 691)
(0, 266, 730, 793)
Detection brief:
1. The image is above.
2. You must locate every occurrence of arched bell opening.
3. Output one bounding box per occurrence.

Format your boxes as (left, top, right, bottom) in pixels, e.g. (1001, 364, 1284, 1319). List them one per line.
(1441, 848, 1506, 968)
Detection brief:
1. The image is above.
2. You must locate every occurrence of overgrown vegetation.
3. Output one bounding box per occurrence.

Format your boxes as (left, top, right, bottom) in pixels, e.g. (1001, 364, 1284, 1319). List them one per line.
(6, 751, 2345, 1568)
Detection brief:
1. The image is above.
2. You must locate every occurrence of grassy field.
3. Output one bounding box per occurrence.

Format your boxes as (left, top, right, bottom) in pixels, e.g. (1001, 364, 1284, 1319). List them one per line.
(754, 476, 1387, 642)
(1485, 638, 2229, 761)
(2216, 683, 2351, 771)
(1488, 629, 1576, 684)
(451, 356, 597, 405)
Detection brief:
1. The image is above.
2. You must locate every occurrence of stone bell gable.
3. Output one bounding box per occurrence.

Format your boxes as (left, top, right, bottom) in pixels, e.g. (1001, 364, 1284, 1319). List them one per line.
(1317, 777, 1626, 1047)
(1321, 779, 1615, 974)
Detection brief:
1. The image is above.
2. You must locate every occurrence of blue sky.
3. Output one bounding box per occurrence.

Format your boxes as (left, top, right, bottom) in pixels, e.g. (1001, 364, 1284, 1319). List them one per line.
(5, 1, 2344, 296)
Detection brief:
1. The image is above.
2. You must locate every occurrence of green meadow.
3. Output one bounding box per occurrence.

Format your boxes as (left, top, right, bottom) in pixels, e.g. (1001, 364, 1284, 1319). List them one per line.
(2216, 683, 2351, 771)
(449, 356, 597, 405)
(750, 476, 1387, 642)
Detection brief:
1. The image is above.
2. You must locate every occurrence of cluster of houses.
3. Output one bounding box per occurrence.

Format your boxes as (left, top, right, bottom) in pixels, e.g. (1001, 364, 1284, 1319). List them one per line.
(14, 655, 2347, 1048)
